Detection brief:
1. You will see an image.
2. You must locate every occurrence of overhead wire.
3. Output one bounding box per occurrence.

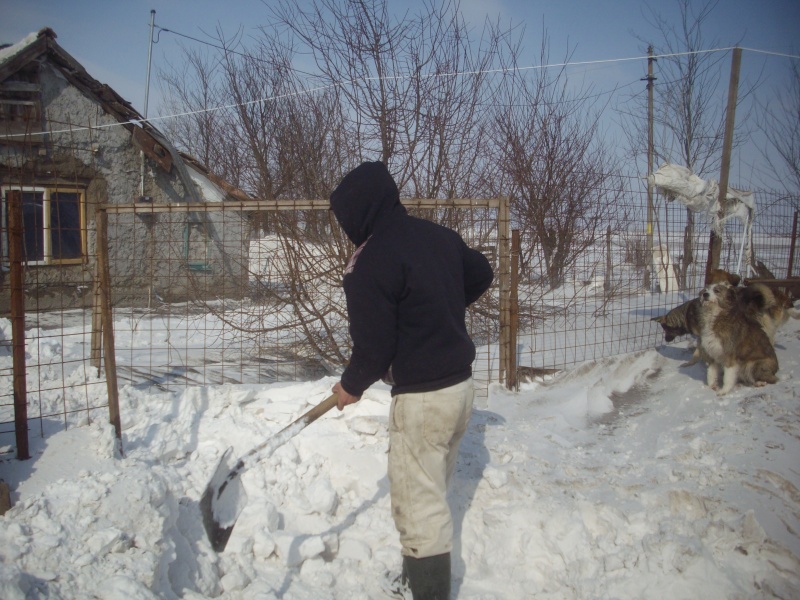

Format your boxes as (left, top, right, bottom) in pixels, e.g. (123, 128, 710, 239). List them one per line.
(6, 24, 798, 140)
(154, 25, 278, 65)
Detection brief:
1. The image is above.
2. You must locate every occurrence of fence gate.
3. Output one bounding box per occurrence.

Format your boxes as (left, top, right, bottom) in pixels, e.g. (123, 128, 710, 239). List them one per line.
(0, 193, 120, 458)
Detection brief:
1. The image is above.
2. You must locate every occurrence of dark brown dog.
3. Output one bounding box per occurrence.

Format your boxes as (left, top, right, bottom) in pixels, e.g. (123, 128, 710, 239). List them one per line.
(652, 297, 702, 343)
(737, 283, 800, 343)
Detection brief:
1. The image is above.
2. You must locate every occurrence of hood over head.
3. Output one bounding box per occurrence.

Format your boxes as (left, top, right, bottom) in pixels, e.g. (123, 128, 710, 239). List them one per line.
(329, 161, 401, 246)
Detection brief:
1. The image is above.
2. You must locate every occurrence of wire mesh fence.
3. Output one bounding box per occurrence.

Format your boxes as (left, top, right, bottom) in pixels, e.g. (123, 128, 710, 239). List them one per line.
(0, 187, 111, 452)
(2, 175, 798, 452)
(513, 184, 799, 379)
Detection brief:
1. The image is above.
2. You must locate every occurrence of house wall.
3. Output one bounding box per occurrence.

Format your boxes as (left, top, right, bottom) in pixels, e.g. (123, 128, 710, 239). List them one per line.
(1, 62, 249, 312)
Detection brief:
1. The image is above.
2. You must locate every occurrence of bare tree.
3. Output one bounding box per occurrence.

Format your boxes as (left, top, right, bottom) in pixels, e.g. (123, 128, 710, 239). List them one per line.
(159, 1, 632, 370)
(160, 28, 350, 201)
(759, 59, 800, 203)
(268, 0, 508, 198)
(158, 28, 353, 368)
(490, 31, 625, 291)
(269, 0, 420, 168)
(158, 0, 513, 370)
(617, 0, 760, 288)
(627, 0, 750, 175)
(159, 46, 247, 189)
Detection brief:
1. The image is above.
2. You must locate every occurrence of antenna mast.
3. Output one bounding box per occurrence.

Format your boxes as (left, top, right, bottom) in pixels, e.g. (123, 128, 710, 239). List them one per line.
(140, 9, 156, 197)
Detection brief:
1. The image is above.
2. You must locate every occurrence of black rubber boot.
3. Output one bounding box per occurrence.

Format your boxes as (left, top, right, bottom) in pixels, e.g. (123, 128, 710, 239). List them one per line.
(403, 553, 451, 600)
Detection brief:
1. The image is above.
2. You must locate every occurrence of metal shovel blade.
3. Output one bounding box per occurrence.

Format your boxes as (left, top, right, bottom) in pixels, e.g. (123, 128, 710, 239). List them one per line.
(200, 392, 339, 552)
(200, 447, 247, 552)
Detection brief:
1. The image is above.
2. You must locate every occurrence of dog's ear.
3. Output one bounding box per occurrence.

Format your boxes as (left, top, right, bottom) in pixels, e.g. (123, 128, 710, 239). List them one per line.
(721, 284, 737, 306)
(652, 315, 665, 323)
(709, 269, 740, 286)
(772, 288, 792, 308)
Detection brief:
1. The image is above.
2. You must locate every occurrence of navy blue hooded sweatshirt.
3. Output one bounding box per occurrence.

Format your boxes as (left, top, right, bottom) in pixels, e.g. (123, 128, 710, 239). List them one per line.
(329, 161, 494, 397)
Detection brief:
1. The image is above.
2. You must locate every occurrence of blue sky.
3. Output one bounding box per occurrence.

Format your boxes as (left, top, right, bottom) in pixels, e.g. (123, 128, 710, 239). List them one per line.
(2, 0, 799, 186)
(2, 0, 797, 112)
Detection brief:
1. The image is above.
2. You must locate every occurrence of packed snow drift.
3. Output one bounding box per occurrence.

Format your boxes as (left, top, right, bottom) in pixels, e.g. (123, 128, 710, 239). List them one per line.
(1, 316, 799, 599)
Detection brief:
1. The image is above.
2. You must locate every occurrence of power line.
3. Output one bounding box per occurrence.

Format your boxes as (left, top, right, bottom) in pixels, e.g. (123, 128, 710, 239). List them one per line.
(156, 21, 800, 68)
(154, 25, 277, 65)
(740, 47, 800, 60)
(5, 45, 794, 139)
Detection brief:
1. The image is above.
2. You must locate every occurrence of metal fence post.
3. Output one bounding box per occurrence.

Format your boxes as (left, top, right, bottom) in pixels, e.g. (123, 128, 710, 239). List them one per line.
(604, 225, 613, 296)
(507, 229, 520, 391)
(788, 210, 798, 278)
(497, 196, 511, 387)
(8, 191, 29, 460)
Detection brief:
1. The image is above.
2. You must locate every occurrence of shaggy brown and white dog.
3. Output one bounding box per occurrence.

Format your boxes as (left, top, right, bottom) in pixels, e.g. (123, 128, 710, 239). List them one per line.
(652, 269, 742, 366)
(652, 269, 741, 342)
(698, 282, 779, 395)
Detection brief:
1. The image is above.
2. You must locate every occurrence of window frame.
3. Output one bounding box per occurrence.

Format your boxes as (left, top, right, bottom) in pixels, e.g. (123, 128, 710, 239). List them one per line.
(1, 184, 87, 266)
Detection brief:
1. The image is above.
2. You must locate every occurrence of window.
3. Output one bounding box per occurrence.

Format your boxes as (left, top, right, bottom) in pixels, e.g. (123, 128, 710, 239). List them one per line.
(1, 186, 86, 265)
(184, 221, 212, 272)
(0, 98, 43, 140)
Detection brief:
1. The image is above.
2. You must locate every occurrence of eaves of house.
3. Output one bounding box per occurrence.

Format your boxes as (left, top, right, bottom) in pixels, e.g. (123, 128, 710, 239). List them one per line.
(0, 27, 249, 204)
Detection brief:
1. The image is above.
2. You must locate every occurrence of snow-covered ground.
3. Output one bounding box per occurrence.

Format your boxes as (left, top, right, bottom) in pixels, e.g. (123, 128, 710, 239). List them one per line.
(1, 312, 799, 599)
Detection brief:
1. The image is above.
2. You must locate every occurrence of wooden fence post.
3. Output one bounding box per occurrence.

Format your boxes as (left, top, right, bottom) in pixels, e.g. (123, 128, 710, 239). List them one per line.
(604, 225, 613, 296)
(95, 209, 122, 452)
(705, 47, 742, 281)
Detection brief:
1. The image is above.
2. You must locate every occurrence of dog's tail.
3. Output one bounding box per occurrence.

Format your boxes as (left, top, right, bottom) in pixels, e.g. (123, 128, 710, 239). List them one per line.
(737, 283, 774, 314)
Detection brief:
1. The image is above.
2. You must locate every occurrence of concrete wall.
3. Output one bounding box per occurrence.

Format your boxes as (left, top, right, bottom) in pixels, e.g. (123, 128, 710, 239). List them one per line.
(1, 62, 249, 312)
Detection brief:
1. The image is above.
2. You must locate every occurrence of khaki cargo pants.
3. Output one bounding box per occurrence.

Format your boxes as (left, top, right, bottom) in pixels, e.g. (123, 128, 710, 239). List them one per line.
(388, 378, 474, 559)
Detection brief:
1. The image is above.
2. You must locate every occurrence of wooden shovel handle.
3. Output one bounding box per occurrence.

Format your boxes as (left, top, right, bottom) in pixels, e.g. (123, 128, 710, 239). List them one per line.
(297, 392, 339, 427)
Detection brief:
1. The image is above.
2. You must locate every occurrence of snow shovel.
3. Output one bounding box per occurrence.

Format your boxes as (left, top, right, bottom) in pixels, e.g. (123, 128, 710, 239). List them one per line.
(200, 392, 339, 552)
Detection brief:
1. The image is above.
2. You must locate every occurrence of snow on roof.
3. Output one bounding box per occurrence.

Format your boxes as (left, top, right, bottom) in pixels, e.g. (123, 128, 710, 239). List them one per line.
(1, 29, 246, 205)
(187, 164, 227, 203)
(0, 31, 39, 65)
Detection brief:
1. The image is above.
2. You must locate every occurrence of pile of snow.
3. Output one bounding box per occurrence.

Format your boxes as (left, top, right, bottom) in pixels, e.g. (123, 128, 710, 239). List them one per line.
(1, 319, 799, 598)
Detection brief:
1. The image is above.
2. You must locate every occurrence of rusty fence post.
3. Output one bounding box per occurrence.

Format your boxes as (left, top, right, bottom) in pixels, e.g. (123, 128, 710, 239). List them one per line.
(8, 191, 29, 460)
(788, 210, 798, 278)
(90, 258, 103, 372)
(497, 196, 511, 387)
(604, 225, 613, 297)
(507, 229, 520, 391)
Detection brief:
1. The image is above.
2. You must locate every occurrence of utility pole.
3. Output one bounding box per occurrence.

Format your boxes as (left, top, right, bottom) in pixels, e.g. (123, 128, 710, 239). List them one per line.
(643, 46, 656, 291)
(140, 9, 156, 198)
(704, 46, 742, 282)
